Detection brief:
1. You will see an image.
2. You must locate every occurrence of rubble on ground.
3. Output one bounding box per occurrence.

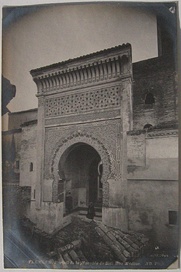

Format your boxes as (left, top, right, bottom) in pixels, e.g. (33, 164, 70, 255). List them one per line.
(20, 216, 149, 267)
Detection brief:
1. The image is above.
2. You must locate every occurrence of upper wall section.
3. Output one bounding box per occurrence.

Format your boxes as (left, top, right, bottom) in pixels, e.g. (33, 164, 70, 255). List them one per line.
(8, 108, 37, 130)
(132, 56, 177, 130)
(127, 128, 178, 181)
(30, 43, 132, 97)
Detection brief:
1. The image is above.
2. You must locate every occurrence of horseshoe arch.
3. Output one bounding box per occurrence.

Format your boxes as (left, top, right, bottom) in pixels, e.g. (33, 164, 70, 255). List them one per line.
(51, 131, 113, 206)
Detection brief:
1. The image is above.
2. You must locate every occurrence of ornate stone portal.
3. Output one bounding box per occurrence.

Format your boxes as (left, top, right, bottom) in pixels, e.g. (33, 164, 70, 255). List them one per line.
(51, 132, 112, 206)
(30, 44, 133, 232)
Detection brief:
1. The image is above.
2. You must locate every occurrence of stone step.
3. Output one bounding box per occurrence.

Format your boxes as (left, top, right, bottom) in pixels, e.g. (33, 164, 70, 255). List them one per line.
(77, 214, 102, 222)
(75, 206, 102, 212)
(79, 210, 102, 217)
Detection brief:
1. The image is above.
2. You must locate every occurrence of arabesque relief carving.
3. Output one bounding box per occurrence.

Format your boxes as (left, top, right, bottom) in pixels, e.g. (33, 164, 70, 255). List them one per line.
(51, 131, 114, 206)
(45, 86, 121, 117)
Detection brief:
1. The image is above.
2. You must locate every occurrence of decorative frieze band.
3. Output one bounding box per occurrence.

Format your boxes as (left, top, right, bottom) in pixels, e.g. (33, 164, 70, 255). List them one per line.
(34, 56, 129, 94)
(128, 129, 178, 138)
(45, 86, 121, 117)
(146, 130, 178, 138)
(31, 44, 132, 95)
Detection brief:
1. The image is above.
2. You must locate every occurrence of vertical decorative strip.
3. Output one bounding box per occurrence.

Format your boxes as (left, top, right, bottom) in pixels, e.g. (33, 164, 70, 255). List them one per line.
(99, 61, 104, 80)
(35, 96, 45, 209)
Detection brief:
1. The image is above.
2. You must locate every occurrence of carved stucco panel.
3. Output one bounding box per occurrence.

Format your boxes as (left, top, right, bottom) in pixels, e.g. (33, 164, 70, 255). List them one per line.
(44, 119, 122, 206)
(51, 132, 112, 206)
(44, 120, 120, 177)
(45, 85, 121, 117)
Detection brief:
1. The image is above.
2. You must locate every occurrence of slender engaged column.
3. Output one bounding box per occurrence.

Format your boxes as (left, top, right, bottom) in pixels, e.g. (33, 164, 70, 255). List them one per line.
(35, 96, 45, 209)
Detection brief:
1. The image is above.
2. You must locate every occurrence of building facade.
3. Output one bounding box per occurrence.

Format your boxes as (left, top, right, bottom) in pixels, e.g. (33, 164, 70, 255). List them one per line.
(3, 43, 178, 250)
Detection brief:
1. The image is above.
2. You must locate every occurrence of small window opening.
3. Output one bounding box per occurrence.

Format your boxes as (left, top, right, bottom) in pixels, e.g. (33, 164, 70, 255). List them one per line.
(169, 211, 178, 225)
(145, 93, 155, 105)
(34, 189, 36, 199)
(16, 160, 20, 170)
(30, 162, 33, 172)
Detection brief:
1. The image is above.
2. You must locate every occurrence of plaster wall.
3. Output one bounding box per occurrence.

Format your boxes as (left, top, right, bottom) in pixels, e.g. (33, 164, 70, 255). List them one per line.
(2, 130, 22, 162)
(13, 132, 22, 178)
(27, 201, 71, 233)
(13, 132, 22, 162)
(146, 136, 178, 159)
(127, 132, 145, 167)
(19, 124, 37, 200)
(127, 179, 179, 249)
(8, 109, 37, 130)
(103, 207, 128, 231)
(127, 130, 178, 248)
(127, 131, 178, 180)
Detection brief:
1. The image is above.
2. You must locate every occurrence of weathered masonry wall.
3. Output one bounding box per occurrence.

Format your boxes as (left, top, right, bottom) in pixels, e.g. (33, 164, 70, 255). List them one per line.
(27, 201, 71, 233)
(127, 129, 178, 180)
(127, 129, 178, 248)
(127, 179, 178, 249)
(2, 129, 22, 182)
(8, 108, 37, 130)
(20, 122, 37, 200)
(133, 56, 177, 130)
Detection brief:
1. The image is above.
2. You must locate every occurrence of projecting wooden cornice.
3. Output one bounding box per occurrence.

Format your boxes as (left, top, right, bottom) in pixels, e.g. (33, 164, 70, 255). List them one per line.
(30, 43, 132, 95)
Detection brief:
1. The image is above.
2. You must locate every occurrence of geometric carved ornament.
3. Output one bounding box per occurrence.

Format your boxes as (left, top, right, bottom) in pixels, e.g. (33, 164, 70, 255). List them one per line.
(51, 131, 113, 207)
(45, 86, 121, 117)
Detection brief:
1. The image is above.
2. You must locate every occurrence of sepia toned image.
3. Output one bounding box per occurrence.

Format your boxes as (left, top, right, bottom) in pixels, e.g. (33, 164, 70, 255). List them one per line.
(2, 1, 179, 269)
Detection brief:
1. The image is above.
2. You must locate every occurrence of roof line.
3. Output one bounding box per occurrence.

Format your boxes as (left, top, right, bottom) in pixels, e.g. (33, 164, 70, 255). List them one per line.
(8, 108, 38, 115)
(2, 128, 22, 135)
(30, 43, 131, 75)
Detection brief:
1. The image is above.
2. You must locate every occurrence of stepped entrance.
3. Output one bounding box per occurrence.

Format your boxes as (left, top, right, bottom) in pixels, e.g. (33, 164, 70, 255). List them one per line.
(58, 142, 103, 214)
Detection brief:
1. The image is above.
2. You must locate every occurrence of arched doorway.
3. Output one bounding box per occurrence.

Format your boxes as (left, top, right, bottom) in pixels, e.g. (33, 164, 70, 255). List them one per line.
(58, 142, 103, 214)
(51, 132, 111, 208)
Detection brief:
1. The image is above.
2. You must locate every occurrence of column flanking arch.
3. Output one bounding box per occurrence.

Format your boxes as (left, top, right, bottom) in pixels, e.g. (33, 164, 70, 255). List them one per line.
(50, 131, 113, 206)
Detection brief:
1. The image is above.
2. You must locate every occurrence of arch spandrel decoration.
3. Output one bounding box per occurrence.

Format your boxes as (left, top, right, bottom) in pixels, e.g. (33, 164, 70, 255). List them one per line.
(51, 131, 113, 207)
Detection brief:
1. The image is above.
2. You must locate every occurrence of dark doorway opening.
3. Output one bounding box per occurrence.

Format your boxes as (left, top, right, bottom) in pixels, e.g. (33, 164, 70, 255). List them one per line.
(58, 143, 103, 214)
(89, 158, 103, 205)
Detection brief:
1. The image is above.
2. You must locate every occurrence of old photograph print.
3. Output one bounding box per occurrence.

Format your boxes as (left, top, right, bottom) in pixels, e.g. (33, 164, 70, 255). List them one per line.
(2, 1, 179, 269)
